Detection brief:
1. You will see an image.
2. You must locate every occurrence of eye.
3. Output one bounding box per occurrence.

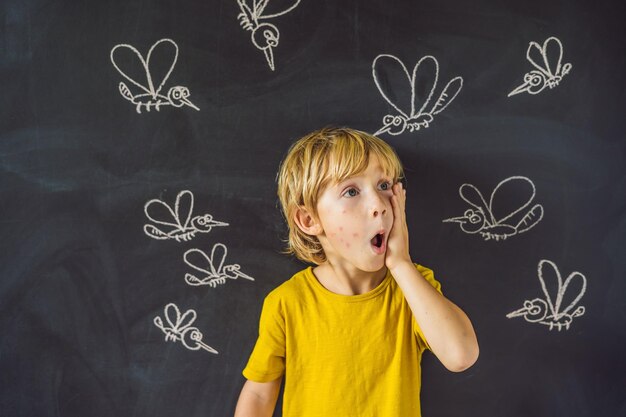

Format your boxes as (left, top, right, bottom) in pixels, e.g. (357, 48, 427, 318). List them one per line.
(379, 181, 392, 191)
(342, 187, 359, 198)
(465, 209, 483, 224)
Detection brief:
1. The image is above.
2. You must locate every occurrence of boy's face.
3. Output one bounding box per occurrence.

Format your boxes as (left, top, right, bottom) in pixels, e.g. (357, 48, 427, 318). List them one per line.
(312, 155, 395, 272)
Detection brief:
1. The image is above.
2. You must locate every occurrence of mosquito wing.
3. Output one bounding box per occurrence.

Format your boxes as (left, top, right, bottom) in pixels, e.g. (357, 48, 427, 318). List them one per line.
(208, 243, 228, 276)
(258, 0, 302, 19)
(372, 54, 412, 119)
(489, 176, 537, 226)
(526, 37, 564, 79)
(553, 268, 586, 320)
(184, 248, 214, 277)
(253, 0, 270, 17)
(430, 76, 463, 115)
(515, 204, 544, 234)
(144, 38, 179, 97)
(411, 55, 439, 118)
(540, 37, 565, 77)
(164, 303, 197, 332)
(144, 196, 182, 234)
(110, 43, 153, 95)
(537, 260, 587, 321)
(173, 190, 194, 230)
(537, 260, 560, 320)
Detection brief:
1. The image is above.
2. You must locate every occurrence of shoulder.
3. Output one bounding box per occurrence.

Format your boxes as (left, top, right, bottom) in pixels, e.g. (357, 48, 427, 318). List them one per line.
(414, 263, 442, 292)
(263, 266, 311, 309)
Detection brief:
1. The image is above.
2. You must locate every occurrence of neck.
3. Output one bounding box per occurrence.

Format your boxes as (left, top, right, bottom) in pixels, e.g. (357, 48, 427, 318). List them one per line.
(313, 263, 388, 296)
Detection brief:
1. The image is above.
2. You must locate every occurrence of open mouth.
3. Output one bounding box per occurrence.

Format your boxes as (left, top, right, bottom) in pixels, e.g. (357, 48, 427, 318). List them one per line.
(370, 231, 386, 254)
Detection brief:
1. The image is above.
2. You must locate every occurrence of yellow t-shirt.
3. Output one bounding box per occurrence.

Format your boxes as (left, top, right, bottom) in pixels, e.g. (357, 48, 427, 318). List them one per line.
(243, 264, 442, 417)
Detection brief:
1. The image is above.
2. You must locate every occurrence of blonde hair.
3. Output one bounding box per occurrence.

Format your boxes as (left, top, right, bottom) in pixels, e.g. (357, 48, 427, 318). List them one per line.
(276, 127, 404, 265)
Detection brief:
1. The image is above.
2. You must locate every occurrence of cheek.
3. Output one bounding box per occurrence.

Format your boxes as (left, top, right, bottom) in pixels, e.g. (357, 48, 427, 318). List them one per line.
(334, 226, 361, 249)
(326, 207, 361, 247)
(335, 229, 350, 247)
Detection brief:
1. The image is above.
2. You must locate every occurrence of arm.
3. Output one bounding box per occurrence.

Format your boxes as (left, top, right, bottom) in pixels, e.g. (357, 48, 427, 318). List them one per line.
(391, 262, 479, 372)
(386, 183, 479, 372)
(234, 377, 282, 417)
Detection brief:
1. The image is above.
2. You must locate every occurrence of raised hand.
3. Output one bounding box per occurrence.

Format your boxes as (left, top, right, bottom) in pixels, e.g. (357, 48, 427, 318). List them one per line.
(386, 182, 412, 270)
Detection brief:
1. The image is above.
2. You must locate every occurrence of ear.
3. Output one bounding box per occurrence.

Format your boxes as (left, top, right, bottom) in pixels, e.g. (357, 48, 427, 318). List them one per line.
(293, 206, 323, 236)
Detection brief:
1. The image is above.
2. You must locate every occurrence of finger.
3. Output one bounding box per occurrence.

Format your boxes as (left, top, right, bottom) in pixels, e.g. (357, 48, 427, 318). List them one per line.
(393, 194, 402, 212)
(396, 185, 405, 207)
(390, 194, 400, 218)
(393, 195, 405, 225)
(394, 200, 404, 230)
(395, 185, 403, 206)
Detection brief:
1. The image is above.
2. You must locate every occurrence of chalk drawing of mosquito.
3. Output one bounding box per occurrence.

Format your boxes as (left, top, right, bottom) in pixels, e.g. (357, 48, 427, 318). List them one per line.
(144, 190, 228, 242)
(372, 54, 463, 136)
(443, 176, 544, 241)
(236, 0, 301, 71)
(110, 38, 199, 113)
(508, 36, 572, 97)
(184, 243, 255, 288)
(507, 260, 586, 331)
(154, 303, 218, 354)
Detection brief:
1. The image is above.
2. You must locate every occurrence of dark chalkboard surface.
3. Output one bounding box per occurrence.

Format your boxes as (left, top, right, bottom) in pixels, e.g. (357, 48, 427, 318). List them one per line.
(1, 0, 625, 416)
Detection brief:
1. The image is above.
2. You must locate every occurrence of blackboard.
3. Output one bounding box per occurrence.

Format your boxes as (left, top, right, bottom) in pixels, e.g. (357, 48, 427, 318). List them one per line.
(1, 0, 625, 416)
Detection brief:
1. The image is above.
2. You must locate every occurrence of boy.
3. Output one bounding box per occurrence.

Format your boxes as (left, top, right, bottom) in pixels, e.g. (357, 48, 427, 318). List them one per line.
(235, 127, 479, 417)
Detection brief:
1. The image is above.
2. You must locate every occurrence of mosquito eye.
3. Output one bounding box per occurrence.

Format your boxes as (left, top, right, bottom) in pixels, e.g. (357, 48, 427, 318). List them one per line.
(264, 30, 278, 45)
(525, 72, 543, 86)
(464, 209, 481, 224)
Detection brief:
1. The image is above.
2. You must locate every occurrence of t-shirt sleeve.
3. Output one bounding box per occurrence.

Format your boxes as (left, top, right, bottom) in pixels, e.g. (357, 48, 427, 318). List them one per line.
(411, 264, 443, 352)
(242, 291, 286, 382)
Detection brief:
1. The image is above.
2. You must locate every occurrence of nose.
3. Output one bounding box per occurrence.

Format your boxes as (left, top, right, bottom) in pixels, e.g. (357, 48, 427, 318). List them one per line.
(370, 194, 388, 218)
